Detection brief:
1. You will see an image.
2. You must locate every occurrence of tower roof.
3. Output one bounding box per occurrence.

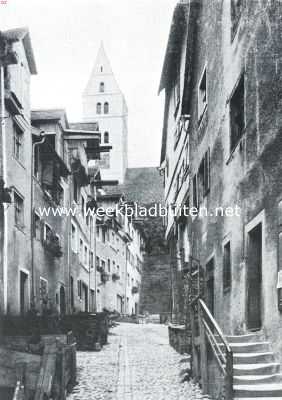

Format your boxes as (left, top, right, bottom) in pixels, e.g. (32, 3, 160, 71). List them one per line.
(83, 42, 121, 96)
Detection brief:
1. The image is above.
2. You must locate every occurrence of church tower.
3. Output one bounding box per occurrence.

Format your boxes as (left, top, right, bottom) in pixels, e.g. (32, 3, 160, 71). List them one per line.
(83, 43, 128, 183)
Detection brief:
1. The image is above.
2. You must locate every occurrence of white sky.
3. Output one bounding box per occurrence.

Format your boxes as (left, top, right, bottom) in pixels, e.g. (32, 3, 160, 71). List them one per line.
(1, 0, 176, 167)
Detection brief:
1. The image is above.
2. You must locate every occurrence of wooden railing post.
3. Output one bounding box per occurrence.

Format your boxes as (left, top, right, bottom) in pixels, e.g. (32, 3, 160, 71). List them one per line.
(225, 350, 234, 400)
(199, 306, 208, 393)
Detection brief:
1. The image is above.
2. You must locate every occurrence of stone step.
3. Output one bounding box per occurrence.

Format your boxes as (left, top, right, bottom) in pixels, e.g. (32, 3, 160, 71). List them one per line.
(234, 374, 282, 385)
(234, 398, 282, 400)
(222, 334, 264, 343)
(234, 363, 280, 376)
(234, 352, 275, 364)
(234, 383, 282, 397)
(219, 342, 271, 353)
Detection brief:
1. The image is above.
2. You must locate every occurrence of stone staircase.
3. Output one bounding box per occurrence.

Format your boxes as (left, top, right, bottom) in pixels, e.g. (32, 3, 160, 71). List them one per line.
(225, 333, 282, 399)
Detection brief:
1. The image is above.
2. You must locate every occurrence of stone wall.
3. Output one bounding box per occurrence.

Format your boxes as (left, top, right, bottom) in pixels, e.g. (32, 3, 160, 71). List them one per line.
(139, 254, 171, 318)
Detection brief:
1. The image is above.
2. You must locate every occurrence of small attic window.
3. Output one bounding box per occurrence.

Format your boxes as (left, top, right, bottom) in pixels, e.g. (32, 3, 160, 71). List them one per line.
(100, 82, 105, 92)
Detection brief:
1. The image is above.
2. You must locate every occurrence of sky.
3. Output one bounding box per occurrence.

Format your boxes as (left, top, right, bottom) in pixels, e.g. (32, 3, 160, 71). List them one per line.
(1, 0, 176, 167)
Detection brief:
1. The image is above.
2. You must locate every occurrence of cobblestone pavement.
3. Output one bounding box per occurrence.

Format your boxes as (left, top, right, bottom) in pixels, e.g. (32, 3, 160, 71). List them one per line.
(68, 322, 210, 400)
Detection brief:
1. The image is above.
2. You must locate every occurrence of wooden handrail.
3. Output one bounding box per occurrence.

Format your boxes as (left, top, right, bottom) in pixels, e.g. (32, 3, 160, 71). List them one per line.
(199, 299, 232, 353)
(198, 299, 233, 400)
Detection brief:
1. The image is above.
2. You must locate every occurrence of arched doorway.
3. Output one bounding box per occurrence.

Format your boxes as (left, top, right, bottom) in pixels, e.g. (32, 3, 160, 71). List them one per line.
(59, 286, 66, 315)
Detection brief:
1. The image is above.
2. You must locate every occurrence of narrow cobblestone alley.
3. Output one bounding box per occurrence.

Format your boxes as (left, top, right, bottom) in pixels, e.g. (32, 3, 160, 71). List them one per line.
(68, 323, 210, 400)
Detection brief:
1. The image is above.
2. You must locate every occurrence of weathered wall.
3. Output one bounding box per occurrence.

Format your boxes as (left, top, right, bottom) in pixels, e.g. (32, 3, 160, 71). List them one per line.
(139, 254, 170, 316)
(186, 0, 282, 365)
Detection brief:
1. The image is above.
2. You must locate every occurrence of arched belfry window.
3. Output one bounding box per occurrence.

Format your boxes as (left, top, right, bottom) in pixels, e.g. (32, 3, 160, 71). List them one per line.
(96, 103, 101, 114)
(104, 132, 109, 144)
(99, 82, 104, 93)
(104, 102, 109, 114)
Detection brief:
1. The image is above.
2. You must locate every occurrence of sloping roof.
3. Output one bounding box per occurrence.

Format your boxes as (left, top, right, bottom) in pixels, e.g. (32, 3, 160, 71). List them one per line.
(31, 109, 69, 127)
(105, 167, 164, 205)
(69, 122, 99, 132)
(3, 27, 37, 74)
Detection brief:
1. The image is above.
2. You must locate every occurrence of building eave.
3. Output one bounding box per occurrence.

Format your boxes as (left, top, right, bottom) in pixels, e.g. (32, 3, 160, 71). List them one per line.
(2, 27, 37, 74)
(158, 3, 188, 95)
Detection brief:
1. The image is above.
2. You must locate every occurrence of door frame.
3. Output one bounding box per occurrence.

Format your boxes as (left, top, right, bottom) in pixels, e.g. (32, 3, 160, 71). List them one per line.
(245, 210, 265, 331)
(205, 253, 215, 315)
(18, 267, 30, 315)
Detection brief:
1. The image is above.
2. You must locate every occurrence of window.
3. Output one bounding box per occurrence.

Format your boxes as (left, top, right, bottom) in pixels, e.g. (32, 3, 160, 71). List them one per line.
(73, 178, 78, 203)
(13, 122, 24, 162)
(34, 212, 41, 240)
(231, 0, 242, 39)
(230, 75, 245, 152)
(81, 195, 85, 216)
(102, 227, 106, 243)
(223, 241, 231, 291)
(192, 175, 198, 209)
(198, 67, 207, 121)
(71, 224, 77, 252)
(194, 149, 210, 207)
(99, 82, 105, 92)
(96, 102, 102, 114)
(70, 276, 74, 309)
(101, 260, 106, 272)
(80, 239, 83, 261)
(14, 192, 24, 228)
(84, 245, 88, 266)
(96, 256, 100, 269)
(57, 184, 64, 206)
(90, 251, 94, 268)
(44, 223, 52, 242)
(96, 225, 100, 239)
(39, 277, 48, 308)
(108, 259, 111, 272)
(77, 279, 82, 299)
(100, 65, 103, 72)
(113, 261, 115, 271)
(104, 102, 109, 114)
(127, 273, 130, 286)
(198, 150, 210, 202)
(104, 132, 109, 143)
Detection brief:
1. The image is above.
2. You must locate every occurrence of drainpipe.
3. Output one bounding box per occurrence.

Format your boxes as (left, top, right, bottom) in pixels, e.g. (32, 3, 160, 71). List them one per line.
(31, 133, 46, 309)
(125, 242, 128, 315)
(0, 65, 8, 313)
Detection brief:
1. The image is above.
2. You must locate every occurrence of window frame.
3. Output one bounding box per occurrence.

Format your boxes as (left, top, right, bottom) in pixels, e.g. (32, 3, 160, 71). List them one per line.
(229, 73, 245, 154)
(34, 211, 41, 240)
(14, 190, 25, 229)
(96, 102, 102, 114)
(104, 131, 109, 144)
(13, 121, 24, 163)
(99, 82, 105, 93)
(197, 65, 208, 123)
(71, 222, 77, 252)
(223, 240, 232, 292)
(104, 102, 109, 114)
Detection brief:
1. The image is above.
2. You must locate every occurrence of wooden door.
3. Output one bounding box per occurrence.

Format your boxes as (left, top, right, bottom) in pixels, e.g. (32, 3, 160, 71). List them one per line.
(247, 223, 262, 330)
